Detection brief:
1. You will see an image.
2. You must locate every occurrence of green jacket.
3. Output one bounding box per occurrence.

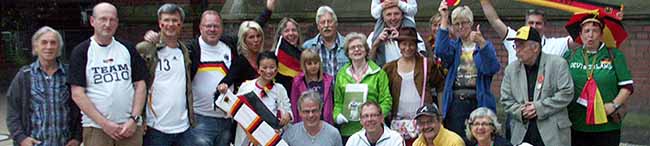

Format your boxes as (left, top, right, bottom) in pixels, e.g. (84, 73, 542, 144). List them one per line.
(136, 40, 195, 127)
(333, 60, 392, 136)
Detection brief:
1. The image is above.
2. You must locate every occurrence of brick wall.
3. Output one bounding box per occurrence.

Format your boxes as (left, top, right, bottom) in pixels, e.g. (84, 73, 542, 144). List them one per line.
(215, 19, 649, 112)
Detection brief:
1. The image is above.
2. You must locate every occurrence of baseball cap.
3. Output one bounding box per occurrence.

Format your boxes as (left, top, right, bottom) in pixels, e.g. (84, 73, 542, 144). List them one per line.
(415, 104, 441, 119)
(506, 26, 542, 43)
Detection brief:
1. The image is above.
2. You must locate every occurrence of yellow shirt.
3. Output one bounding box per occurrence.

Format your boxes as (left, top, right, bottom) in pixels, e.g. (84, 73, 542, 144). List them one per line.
(413, 126, 465, 146)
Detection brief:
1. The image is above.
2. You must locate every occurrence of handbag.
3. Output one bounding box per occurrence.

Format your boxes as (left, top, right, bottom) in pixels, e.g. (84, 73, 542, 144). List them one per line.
(390, 57, 428, 139)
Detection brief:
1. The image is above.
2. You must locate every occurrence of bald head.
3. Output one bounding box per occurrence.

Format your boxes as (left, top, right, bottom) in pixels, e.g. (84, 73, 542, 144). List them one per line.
(93, 2, 117, 17)
(91, 2, 119, 41)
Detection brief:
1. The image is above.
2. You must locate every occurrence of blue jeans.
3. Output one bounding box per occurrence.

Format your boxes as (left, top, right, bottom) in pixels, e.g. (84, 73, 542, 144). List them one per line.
(143, 126, 191, 146)
(186, 114, 235, 146)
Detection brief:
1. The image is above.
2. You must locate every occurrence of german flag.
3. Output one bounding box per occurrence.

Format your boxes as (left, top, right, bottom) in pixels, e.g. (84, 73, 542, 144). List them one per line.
(578, 77, 608, 125)
(447, 0, 460, 7)
(565, 9, 628, 48)
(237, 91, 282, 129)
(275, 37, 302, 77)
(516, 0, 622, 19)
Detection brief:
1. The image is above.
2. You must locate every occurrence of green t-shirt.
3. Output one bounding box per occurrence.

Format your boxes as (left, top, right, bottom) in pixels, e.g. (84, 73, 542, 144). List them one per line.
(563, 46, 633, 132)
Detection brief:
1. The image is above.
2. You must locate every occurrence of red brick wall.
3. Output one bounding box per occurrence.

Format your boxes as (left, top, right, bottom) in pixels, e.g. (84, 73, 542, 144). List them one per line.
(279, 20, 650, 112)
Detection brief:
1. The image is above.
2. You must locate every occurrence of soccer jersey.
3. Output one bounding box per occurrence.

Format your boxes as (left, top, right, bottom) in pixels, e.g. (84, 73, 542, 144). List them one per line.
(68, 37, 147, 128)
(192, 39, 233, 118)
(146, 47, 190, 134)
(564, 45, 633, 132)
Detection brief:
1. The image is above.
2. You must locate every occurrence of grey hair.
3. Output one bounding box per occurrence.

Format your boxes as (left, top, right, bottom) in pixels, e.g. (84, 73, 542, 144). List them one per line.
(465, 107, 502, 142)
(298, 90, 323, 111)
(315, 6, 337, 24)
(343, 32, 369, 59)
(31, 26, 64, 57)
(157, 3, 185, 21)
(451, 5, 473, 24)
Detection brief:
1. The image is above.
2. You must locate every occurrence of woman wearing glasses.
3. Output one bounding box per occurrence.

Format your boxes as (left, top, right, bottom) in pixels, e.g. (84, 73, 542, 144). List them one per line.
(465, 107, 512, 146)
(435, 1, 501, 138)
(332, 32, 392, 144)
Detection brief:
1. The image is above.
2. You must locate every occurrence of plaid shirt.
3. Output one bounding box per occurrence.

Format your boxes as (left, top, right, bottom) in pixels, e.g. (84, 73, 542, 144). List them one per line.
(29, 60, 71, 146)
(303, 33, 349, 77)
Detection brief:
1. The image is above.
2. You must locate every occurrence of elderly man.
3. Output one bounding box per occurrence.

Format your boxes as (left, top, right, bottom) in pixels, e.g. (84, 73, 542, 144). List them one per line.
(367, 6, 426, 66)
(412, 104, 465, 146)
(479, 0, 579, 64)
(283, 91, 343, 146)
(68, 2, 148, 146)
(303, 6, 348, 77)
(345, 102, 404, 146)
(500, 26, 574, 146)
(136, 3, 195, 146)
(7, 26, 82, 146)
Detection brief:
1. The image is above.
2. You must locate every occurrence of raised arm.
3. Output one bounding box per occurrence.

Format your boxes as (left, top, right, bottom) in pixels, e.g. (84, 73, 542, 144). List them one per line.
(479, 0, 508, 38)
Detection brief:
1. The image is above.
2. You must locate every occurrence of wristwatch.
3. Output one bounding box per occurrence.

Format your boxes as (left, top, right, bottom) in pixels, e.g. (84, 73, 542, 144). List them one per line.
(612, 103, 622, 110)
(129, 115, 141, 122)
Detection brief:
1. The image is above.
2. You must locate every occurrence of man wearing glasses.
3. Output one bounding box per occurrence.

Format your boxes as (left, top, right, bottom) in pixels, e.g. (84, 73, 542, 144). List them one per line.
(412, 104, 465, 146)
(345, 102, 405, 146)
(500, 26, 573, 146)
(283, 91, 343, 146)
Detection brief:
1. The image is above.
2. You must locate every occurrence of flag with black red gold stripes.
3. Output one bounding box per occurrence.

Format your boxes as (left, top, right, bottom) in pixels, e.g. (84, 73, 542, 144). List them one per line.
(275, 36, 302, 78)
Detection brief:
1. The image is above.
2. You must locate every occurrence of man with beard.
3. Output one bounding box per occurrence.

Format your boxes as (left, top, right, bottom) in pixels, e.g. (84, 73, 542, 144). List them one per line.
(412, 104, 465, 146)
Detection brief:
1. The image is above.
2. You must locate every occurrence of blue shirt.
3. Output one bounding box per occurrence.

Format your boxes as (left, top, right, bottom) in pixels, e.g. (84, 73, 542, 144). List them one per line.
(303, 33, 349, 77)
(29, 60, 71, 146)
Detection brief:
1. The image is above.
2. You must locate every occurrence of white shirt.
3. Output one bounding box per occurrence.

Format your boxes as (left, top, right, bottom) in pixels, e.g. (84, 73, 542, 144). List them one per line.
(366, 31, 426, 63)
(234, 79, 292, 146)
(82, 37, 136, 128)
(346, 126, 406, 146)
(504, 27, 571, 64)
(146, 47, 189, 134)
(192, 38, 233, 118)
(397, 71, 420, 119)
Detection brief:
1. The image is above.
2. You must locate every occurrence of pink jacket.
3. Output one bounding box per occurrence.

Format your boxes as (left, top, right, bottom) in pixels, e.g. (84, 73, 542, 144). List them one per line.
(290, 73, 334, 124)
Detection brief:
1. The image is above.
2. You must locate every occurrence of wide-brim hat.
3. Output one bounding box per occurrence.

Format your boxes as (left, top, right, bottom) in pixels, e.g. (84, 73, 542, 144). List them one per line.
(396, 27, 423, 43)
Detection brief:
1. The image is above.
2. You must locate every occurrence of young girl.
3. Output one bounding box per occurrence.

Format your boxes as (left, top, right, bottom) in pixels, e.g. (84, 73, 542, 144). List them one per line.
(234, 51, 293, 146)
(290, 49, 335, 124)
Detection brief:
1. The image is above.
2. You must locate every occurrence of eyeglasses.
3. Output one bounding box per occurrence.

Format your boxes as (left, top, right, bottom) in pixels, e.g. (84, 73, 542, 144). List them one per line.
(361, 113, 382, 119)
(202, 24, 220, 29)
(416, 119, 436, 126)
(471, 122, 493, 127)
(452, 21, 472, 28)
(300, 109, 321, 114)
(349, 45, 365, 51)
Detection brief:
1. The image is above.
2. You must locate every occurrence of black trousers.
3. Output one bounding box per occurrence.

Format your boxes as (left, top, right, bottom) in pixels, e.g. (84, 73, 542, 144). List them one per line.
(572, 129, 621, 146)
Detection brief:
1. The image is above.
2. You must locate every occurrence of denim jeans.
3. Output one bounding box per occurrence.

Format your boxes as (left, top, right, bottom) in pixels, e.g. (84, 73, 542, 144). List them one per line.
(143, 127, 191, 146)
(185, 114, 235, 146)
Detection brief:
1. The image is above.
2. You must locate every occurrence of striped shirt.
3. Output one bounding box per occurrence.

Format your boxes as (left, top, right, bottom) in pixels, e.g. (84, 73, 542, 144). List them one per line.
(29, 60, 71, 146)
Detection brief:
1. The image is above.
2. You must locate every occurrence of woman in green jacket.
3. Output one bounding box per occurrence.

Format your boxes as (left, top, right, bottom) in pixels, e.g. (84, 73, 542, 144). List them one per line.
(333, 32, 393, 143)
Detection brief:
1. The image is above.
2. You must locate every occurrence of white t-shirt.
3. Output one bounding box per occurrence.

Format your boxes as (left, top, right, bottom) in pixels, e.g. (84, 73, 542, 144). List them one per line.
(397, 71, 421, 119)
(146, 47, 189, 134)
(192, 38, 233, 118)
(504, 27, 571, 64)
(77, 37, 138, 128)
(234, 79, 292, 146)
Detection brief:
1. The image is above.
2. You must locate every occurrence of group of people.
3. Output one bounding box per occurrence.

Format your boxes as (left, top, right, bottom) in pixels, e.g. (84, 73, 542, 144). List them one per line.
(6, 0, 634, 146)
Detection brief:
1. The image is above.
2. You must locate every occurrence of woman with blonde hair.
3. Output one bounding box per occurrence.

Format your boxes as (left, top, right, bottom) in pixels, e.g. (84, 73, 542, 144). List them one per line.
(219, 21, 267, 93)
(435, 1, 500, 138)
